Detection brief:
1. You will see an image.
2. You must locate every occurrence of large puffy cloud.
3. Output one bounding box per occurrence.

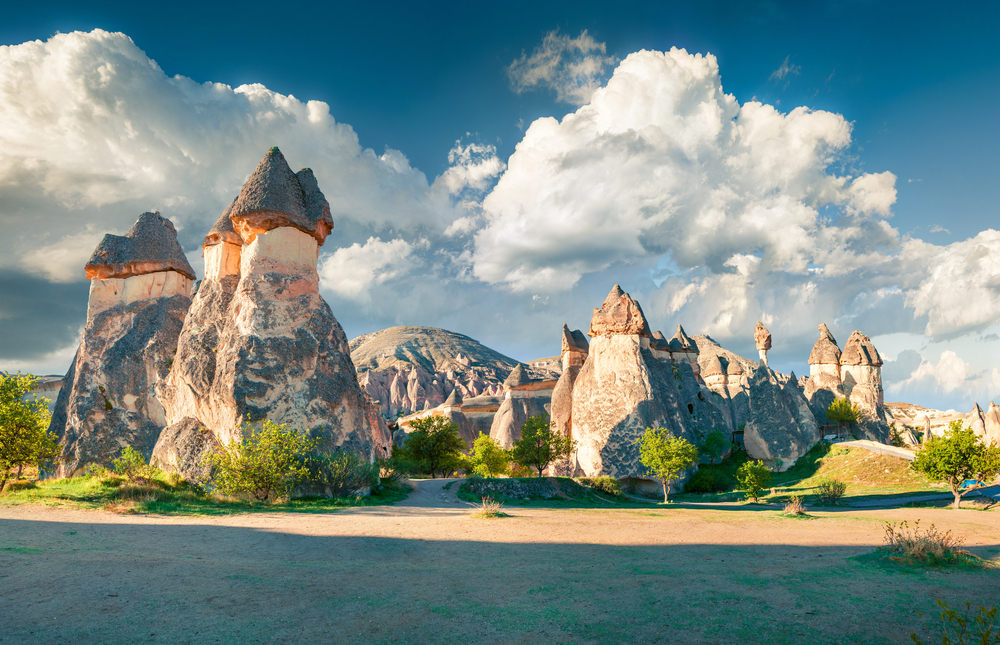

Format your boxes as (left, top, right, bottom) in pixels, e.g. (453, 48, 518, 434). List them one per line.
(0, 30, 458, 285)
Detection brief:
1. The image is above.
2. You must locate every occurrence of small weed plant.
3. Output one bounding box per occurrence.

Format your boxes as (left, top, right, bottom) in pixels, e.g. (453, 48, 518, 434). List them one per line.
(471, 496, 509, 518)
(911, 600, 1000, 644)
(880, 520, 983, 568)
(783, 495, 807, 516)
(817, 478, 847, 505)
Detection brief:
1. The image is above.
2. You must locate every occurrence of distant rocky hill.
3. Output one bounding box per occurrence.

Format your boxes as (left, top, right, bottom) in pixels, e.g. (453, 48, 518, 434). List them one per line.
(350, 326, 556, 419)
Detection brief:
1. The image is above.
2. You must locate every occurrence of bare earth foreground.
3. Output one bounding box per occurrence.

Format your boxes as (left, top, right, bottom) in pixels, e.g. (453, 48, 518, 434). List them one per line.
(1, 481, 998, 645)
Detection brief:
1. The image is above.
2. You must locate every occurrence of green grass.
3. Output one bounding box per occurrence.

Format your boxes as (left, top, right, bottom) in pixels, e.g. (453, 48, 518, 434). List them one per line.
(673, 442, 938, 506)
(458, 476, 652, 508)
(0, 472, 408, 516)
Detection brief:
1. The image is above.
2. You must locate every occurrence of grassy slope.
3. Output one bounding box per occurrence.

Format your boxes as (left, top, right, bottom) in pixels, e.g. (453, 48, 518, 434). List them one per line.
(0, 472, 408, 516)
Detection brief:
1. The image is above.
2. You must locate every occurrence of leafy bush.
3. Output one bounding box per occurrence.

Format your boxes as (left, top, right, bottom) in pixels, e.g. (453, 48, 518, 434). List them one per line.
(881, 520, 981, 567)
(736, 460, 772, 502)
(698, 429, 729, 464)
(397, 416, 467, 478)
(683, 469, 729, 493)
(826, 397, 861, 437)
(579, 476, 623, 497)
(817, 478, 847, 505)
(469, 433, 510, 478)
(112, 446, 159, 484)
(911, 600, 999, 644)
(201, 419, 317, 501)
(307, 450, 379, 498)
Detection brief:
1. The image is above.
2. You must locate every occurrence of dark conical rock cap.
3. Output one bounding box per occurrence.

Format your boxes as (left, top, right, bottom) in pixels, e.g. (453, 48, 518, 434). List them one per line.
(504, 363, 533, 388)
(840, 330, 883, 367)
(444, 388, 463, 407)
(85, 212, 195, 280)
(561, 324, 590, 354)
(650, 330, 670, 351)
(808, 323, 842, 365)
(701, 353, 724, 377)
(668, 325, 697, 354)
(229, 147, 334, 245)
(204, 198, 242, 247)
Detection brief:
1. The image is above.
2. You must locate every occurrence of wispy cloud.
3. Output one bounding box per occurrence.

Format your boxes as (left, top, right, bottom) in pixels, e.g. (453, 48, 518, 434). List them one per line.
(930, 225, 950, 234)
(507, 30, 617, 106)
(770, 55, 801, 82)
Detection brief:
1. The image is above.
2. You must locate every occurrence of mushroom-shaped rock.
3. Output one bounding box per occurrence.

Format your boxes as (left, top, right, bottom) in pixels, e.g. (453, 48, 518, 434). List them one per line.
(700, 354, 725, 380)
(229, 148, 334, 245)
(808, 323, 842, 366)
(85, 212, 196, 281)
(754, 322, 772, 351)
(504, 364, 533, 390)
(588, 285, 652, 337)
(841, 330, 883, 366)
(561, 325, 590, 356)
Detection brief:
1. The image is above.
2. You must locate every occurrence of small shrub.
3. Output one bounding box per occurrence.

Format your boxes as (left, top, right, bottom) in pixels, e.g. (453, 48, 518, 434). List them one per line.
(736, 460, 772, 502)
(683, 469, 729, 493)
(307, 450, 379, 498)
(698, 429, 729, 464)
(783, 495, 807, 516)
(817, 478, 847, 505)
(471, 496, 508, 519)
(84, 463, 111, 479)
(579, 476, 623, 497)
(910, 600, 1000, 644)
(881, 520, 981, 567)
(377, 457, 407, 485)
(112, 446, 158, 484)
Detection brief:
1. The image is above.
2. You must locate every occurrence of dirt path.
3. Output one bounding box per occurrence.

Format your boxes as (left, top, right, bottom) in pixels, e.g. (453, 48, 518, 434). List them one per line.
(1, 495, 997, 645)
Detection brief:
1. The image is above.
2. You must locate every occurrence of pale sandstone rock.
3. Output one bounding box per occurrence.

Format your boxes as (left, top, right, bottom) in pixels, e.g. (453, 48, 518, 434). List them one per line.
(754, 321, 771, 365)
(984, 402, 1000, 447)
(840, 331, 889, 442)
(158, 150, 390, 471)
(549, 325, 590, 475)
(804, 323, 845, 428)
(588, 284, 652, 338)
(48, 213, 193, 477)
(970, 402, 987, 438)
(489, 365, 556, 448)
(151, 417, 221, 483)
(694, 335, 756, 431)
(744, 366, 817, 471)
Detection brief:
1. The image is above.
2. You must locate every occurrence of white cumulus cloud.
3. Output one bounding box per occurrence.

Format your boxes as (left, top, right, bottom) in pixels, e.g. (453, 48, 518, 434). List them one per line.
(318, 237, 416, 302)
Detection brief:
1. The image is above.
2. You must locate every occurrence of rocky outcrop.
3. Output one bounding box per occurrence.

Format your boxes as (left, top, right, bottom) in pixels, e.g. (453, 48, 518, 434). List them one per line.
(694, 335, 756, 431)
(754, 322, 771, 366)
(151, 417, 221, 482)
(985, 402, 1000, 447)
(489, 365, 556, 448)
(744, 366, 817, 471)
(840, 330, 890, 442)
(970, 403, 987, 438)
(350, 326, 527, 418)
(397, 388, 478, 449)
(48, 213, 195, 477)
(569, 286, 728, 479)
(158, 148, 391, 472)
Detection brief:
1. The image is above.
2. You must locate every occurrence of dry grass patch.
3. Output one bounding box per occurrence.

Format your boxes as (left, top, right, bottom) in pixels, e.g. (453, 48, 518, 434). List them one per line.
(878, 520, 986, 568)
(470, 497, 509, 518)
(782, 495, 807, 516)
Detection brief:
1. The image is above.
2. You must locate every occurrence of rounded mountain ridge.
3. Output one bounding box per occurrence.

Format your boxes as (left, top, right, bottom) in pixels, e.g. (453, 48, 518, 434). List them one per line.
(349, 325, 522, 374)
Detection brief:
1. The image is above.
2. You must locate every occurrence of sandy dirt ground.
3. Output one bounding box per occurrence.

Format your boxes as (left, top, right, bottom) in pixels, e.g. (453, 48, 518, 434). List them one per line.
(1, 479, 998, 644)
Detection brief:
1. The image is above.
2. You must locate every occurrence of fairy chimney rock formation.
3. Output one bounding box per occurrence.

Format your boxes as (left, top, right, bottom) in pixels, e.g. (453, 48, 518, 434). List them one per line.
(840, 330, 886, 425)
(744, 366, 817, 471)
(156, 148, 390, 473)
(588, 284, 652, 342)
(443, 388, 463, 410)
(561, 325, 590, 370)
(550, 326, 591, 471)
(803, 323, 845, 426)
(984, 402, 1000, 447)
(754, 322, 772, 366)
(490, 363, 557, 448)
(669, 325, 701, 379)
(970, 403, 987, 438)
(569, 286, 727, 478)
(48, 213, 195, 477)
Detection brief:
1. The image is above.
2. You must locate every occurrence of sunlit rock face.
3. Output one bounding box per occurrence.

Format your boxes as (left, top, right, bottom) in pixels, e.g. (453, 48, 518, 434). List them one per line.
(550, 325, 589, 446)
(840, 330, 890, 442)
(489, 364, 556, 449)
(744, 366, 817, 471)
(803, 323, 844, 427)
(158, 148, 391, 467)
(694, 335, 756, 432)
(984, 402, 1000, 447)
(48, 213, 195, 477)
(569, 286, 728, 479)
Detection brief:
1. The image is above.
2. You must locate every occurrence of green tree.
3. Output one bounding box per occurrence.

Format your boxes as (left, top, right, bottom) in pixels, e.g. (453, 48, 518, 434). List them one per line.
(699, 429, 729, 464)
(911, 420, 1000, 509)
(826, 397, 861, 438)
(511, 414, 575, 477)
(201, 419, 318, 501)
(469, 433, 510, 478)
(400, 416, 466, 478)
(736, 460, 773, 502)
(635, 427, 698, 503)
(0, 372, 60, 490)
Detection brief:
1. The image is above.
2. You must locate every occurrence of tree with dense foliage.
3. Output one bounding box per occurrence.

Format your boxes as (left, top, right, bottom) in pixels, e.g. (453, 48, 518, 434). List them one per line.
(635, 427, 698, 503)
(400, 416, 467, 478)
(511, 414, 575, 477)
(698, 429, 729, 464)
(911, 420, 1000, 509)
(0, 372, 60, 491)
(826, 397, 861, 438)
(201, 419, 317, 501)
(736, 460, 773, 502)
(469, 433, 510, 478)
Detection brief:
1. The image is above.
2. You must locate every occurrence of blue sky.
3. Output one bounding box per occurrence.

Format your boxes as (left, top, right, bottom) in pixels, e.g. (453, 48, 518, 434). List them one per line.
(1, 1, 999, 411)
